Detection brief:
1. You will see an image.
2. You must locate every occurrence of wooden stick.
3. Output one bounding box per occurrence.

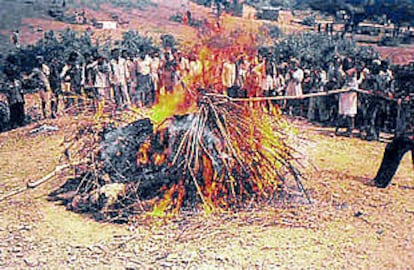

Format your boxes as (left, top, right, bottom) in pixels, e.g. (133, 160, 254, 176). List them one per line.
(27, 164, 71, 189)
(0, 187, 27, 202)
(228, 88, 373, 102)
(206, 87, 398, 102)
(0, 164, 71, 202)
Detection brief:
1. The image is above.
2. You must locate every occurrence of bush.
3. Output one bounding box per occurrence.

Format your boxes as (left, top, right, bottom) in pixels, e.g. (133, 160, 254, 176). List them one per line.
(270, 32, 380, 66)
(302, 15, 316, 27)
(121, 30, 155, 56)
(264, 24, 283, 39)
(379, 36, 401, 47)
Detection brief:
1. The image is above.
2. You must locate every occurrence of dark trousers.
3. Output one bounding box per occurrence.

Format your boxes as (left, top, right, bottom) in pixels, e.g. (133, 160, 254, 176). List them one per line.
(374, 136, 414, 188)
(227, 86, 240, 98)
(51, 89, 60, 118)
(66, 84, 83, 112)
(9, 102, 25, 128)
(335, 115, 354, 134)
(136, 74, 154, 107)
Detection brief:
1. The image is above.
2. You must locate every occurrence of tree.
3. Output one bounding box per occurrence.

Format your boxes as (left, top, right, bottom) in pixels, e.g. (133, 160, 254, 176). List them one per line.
(303, 0, 413, 38)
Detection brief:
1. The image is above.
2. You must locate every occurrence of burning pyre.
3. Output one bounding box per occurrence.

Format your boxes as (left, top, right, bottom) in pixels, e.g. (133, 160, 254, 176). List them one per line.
(49, 23, 307, 221)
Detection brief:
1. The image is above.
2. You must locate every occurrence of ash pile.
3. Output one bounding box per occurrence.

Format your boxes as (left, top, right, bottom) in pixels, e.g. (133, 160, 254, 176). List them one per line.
(49, 95, 307, 222)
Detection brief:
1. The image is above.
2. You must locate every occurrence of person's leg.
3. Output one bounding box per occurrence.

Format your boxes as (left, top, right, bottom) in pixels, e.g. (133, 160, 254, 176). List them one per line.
(346, 116, 355, 137)
(149, 79, 156, 106)
(39, 89, 47, 119)
(50, 91, 59, 119)
(335, 115, 344, 135)
(121, 83, 131, 107)
(113, 85, 122, 110)
(17, 102, 25, 126)
(62, 82, 72, 111)
(307, 97, 316, 121)
(374, 137, 413, 188)
(9, 103, 18, 128)
(319, 96, 329, 123)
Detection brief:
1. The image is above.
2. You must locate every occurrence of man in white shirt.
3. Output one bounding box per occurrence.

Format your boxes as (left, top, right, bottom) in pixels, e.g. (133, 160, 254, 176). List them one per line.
(222, 56, 237, 97)
(110, 49, 131, 109)
(26, 56, 52, 118)
(285, 58, 304, 115)
(136, 52, 153, 107)
(150, 50, 161, 101)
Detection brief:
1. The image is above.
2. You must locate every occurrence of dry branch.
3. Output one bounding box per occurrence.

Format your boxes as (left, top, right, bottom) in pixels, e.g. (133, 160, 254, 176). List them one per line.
(27, 164, 71, 189)
(0, 164, 71, 203)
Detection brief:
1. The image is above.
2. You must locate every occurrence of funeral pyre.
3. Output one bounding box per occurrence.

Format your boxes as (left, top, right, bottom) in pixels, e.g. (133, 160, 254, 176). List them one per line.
(49, 25, 307, 221)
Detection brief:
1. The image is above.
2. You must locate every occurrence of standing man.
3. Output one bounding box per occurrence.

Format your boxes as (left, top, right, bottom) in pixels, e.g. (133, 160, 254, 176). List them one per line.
(26, 56, 52, 119)
(307, 66, 328, 122)
(124, 50, 136, 105)
(60, 52, 85, 114)
(110, 49, 130, 110)
(2, 73, 25, 128)
(87, 54, 111, 116)
(10, 30, 20, 49)
(374, 94, 413, 188)
(335, 68, 364, 137)
(285, 58, 304, 116)
(135, 50, 153, 107)
(150, 49, 161, 103)
(49, 56, 63, 118)
(222, 55, 237, 97)
(326, 57, 345, 124)
(162, 49, 178, 94)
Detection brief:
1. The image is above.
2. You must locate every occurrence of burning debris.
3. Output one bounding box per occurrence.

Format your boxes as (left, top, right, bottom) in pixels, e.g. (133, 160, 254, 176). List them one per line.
(49, 93, 307, 222)
(47, 24, 308, 222)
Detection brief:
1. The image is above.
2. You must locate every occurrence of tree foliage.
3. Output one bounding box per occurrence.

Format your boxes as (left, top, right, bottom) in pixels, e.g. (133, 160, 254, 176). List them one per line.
(1, 28, 157, 76)
(271, 32, 380, 66)
(305, 0, 414, 26)
(121, 30, 155, 56)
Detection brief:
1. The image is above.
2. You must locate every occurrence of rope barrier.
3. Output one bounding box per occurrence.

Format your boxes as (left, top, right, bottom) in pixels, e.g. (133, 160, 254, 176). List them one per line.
(222, 87, 387, 102)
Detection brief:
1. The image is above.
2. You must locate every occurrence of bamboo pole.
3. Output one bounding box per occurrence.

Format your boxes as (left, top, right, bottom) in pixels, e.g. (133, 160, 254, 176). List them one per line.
(226, 88, 374, 102)
(0, 164, 71, 203)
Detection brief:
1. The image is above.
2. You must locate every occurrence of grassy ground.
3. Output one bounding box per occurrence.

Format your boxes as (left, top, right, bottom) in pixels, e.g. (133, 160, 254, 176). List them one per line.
(0, 115, 412, 269)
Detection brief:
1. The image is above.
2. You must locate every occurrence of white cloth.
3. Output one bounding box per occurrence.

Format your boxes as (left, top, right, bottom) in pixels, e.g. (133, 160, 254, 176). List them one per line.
(136, 55, 152, 76)
(222, 62, 236, 88)
(339, 74, 363, 117)
(262, 75, 274, 91)
(339, 92, 358, 116)
(150, 56, 161, 74)
(286, 68, 304, 96)
(87, 60, 110, 89)
(110, 58, 128, 86)
(189, 60, 203, 77)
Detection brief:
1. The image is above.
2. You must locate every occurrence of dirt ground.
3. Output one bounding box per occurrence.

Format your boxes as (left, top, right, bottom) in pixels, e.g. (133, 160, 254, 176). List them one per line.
(0, 115, 412, 269)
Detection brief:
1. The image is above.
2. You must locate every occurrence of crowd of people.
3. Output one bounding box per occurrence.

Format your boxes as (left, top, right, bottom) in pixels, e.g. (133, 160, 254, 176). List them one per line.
(216, 48, 411, 141)
(0, 36, 413, 142)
